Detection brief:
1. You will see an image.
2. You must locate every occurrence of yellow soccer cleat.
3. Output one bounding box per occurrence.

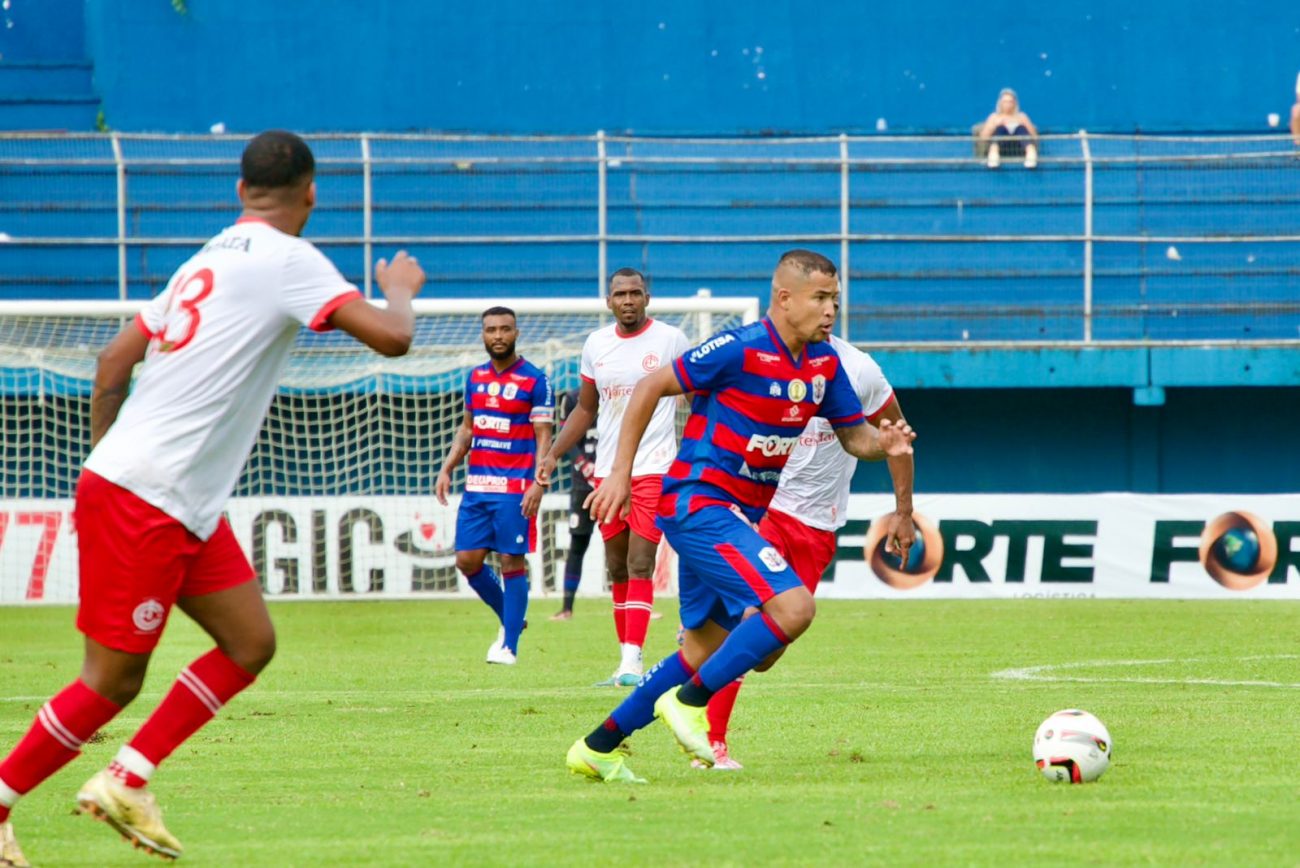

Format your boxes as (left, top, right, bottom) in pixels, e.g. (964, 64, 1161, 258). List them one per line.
(76, 770, 183, 861)
(565, 739, 646, 784)
(654, 690, 714, 767)
(0, 821, 30, 868)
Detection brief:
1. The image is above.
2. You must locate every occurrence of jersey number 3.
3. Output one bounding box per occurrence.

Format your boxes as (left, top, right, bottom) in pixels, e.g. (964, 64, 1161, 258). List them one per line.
(157, 268, 215, 353)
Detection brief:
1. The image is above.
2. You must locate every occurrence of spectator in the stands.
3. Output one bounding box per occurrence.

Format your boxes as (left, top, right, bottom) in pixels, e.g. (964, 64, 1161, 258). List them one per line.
(979, 88, 1038, 169)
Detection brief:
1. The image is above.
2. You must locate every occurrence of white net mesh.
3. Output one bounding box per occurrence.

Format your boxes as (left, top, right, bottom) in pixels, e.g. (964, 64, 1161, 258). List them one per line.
(0, 296, 756, 600)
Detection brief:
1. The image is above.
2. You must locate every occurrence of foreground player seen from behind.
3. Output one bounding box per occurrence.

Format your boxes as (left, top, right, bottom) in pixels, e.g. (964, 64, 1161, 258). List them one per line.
(0, 130, 425, 864)
(566, 250, 915, 783)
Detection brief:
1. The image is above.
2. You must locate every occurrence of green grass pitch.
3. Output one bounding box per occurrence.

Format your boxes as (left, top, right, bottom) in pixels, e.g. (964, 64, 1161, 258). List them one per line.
(1, 599, 1297, 866)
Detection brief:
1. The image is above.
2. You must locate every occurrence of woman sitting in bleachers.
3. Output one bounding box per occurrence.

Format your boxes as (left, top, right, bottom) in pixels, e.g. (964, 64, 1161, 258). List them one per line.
(979, 88, 1039, 169)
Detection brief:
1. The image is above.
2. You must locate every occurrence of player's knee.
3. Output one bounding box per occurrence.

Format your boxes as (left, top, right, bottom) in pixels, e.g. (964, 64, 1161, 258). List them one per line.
(626, 552, 655, 579)
(770, 589, 815, 638)
(84, 667, 147, 707)
(224, 625, 277, 675)
(455, 552, 484, 575)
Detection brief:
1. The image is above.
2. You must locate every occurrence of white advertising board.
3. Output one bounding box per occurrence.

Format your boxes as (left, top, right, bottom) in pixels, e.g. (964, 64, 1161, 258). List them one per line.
(1, 494, 1296, 603)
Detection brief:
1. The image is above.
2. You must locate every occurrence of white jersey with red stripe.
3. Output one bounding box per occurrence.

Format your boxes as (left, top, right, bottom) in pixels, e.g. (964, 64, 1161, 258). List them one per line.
(84, 217, 361, 540)
(766, 335, 894, 532)
(580, 318, 691, 478)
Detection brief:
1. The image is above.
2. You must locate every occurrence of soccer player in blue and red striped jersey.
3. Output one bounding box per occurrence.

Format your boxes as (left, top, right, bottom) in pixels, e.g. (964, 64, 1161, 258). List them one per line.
(436, 306, 553, 665)
(565, 250, 916, 782)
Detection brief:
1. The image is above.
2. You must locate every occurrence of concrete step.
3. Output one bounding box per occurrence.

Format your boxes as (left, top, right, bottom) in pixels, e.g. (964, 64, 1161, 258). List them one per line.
(0, 61, 95, 98)
(0, 96, 100, 131)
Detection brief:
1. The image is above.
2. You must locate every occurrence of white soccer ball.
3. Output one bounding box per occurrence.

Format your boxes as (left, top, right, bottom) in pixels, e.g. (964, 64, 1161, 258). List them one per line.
(1032, 709, 1112, 783)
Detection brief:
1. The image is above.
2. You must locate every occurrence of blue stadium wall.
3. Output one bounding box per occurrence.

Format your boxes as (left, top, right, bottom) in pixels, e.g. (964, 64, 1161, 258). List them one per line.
(2, 2, 1296, 496)
(72, 1, 1300, 135)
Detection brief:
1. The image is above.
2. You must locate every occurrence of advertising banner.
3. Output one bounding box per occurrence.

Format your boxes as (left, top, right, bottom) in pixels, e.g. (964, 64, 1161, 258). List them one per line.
(1, 494, 1296, 603)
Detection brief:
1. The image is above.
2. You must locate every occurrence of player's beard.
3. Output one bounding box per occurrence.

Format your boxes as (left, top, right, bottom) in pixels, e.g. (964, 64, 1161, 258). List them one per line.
(485, 339, 517, 361)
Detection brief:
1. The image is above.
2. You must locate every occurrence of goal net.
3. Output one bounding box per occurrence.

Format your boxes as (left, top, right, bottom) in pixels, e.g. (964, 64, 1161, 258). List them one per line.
(0, 293, 758, 604)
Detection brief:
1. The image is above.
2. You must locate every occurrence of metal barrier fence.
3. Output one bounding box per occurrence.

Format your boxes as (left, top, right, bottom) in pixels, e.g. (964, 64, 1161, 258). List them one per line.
(1, 131, 1297, 344)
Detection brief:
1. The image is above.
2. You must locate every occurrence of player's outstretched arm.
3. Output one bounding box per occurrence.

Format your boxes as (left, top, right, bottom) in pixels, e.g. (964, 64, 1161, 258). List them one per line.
(329, 251, 425, 357)
(584, 365, 684, 524)
(835, 417, 915, 462)
(90, 324, 149, 446)
(435, 410, 473, 505)
(537, 379, 597, 486)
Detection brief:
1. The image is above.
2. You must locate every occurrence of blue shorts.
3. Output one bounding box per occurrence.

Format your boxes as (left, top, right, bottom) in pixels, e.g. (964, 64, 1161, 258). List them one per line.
(658, 505, 804, 632)
(455, 494, 536, 556)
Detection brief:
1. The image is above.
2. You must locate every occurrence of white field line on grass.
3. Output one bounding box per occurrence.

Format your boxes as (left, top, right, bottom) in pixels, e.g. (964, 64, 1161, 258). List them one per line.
(992, 654, 1300, 689)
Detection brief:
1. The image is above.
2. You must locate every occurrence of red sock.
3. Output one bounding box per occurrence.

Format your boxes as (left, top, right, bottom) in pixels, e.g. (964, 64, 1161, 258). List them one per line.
(623, 577, 654, 648)
(114, 649, 254, 787)
(0, 679, 120, 820)
(611, 581, 628, 643)
(707, 676, 744, 744)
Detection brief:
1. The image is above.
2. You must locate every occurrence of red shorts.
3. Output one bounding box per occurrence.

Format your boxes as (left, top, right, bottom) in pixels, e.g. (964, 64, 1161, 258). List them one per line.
(757, 508, 838, 593)
(594, 475, 664, 544)
(74, 469, 256, 654)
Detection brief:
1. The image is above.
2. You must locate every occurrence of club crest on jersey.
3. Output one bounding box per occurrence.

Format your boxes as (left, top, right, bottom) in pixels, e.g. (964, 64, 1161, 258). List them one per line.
(768, 382, 782, 397)
(502, 382, 519, 400)
(487, 382, 502, 397)
(757, 546, 789, 572)
(788, 379, 807, 402)
(812, 375, 826, 403)
(132, 598, 165, 633)
(476, 384, 485, 393)
(642, 352, 660, 373)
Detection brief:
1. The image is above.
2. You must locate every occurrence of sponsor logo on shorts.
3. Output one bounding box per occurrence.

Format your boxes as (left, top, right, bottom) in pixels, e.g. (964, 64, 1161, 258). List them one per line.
(132, 598, 165, 633)
(569, 513, 581, 529)
(757, 546, 788, 572)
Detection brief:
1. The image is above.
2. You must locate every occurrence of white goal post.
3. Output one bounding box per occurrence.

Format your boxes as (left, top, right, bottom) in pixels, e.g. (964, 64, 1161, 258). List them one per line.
(0, 291, 759, 604)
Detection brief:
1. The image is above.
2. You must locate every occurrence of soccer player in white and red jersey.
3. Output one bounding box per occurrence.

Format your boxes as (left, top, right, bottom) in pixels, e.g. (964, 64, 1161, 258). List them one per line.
(537, 269, 690, 686)
(566, 250, 916, 783)
(0, 131, 425, 865)
(698, 331, 915, 770)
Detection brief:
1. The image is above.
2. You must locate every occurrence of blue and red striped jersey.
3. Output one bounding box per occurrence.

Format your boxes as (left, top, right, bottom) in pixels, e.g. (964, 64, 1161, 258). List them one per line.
(464, 357, 554, 496)
(662, 317, 864, 523)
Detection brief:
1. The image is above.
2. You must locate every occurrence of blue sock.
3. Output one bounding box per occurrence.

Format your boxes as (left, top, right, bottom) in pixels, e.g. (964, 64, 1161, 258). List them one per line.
(464, 566, 504, 625)
(502, 569, 529, 653)
(682, 614, 790, 705)
(586, 650, 693, 750)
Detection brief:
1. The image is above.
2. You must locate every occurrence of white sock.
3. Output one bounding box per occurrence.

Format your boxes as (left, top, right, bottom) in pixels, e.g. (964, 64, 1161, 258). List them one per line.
(0, 776, 20, 808)
(620, 643, 644, 672)
(112, 745, 156, 784)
